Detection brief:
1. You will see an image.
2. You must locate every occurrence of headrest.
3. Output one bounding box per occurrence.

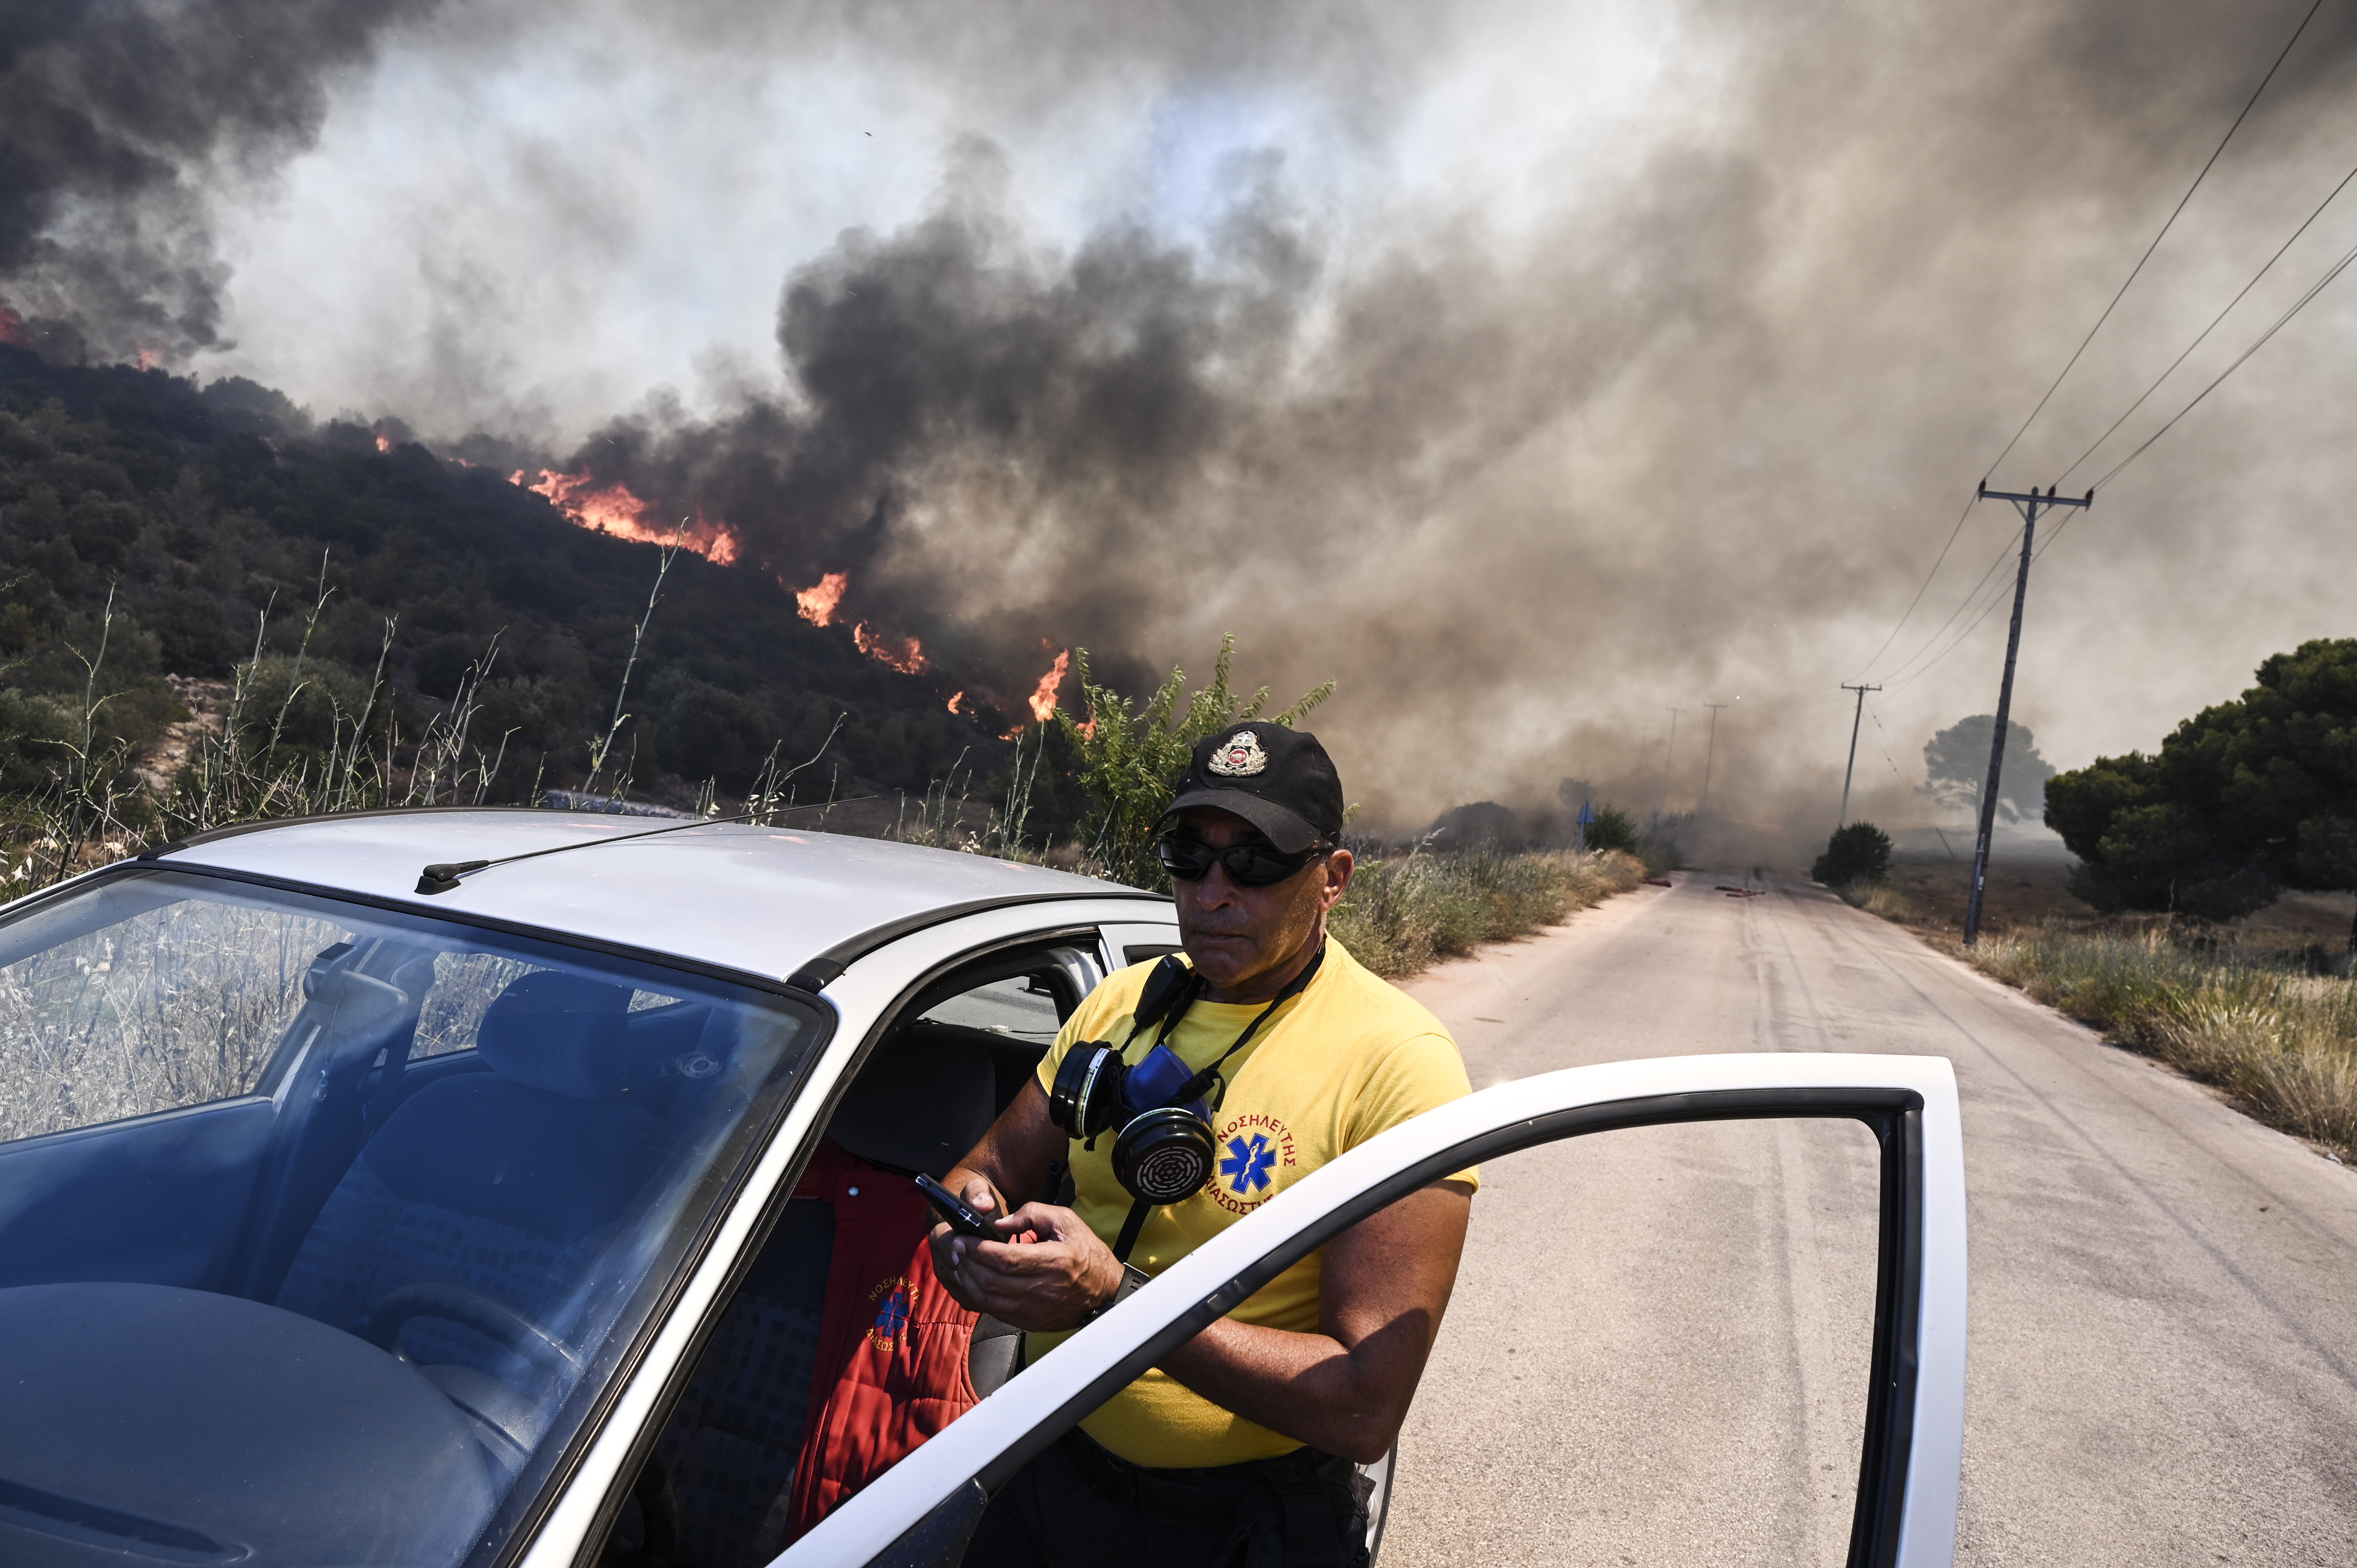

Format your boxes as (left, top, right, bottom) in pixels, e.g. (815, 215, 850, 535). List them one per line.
(825, 1029, 995, 1180)
(477, 971, 636, 1100)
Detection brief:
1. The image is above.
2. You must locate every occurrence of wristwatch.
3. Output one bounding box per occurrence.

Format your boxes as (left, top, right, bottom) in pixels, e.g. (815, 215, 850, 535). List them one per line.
(1076, 1264, 1151, 1326)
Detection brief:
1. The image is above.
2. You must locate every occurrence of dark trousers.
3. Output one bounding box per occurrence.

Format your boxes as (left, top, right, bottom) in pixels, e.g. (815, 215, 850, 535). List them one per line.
(962, 1428, 1370, 1568)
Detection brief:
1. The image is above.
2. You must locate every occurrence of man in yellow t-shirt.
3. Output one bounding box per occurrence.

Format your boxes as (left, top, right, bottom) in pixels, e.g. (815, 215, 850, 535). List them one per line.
(928, 722, 1478, 1566)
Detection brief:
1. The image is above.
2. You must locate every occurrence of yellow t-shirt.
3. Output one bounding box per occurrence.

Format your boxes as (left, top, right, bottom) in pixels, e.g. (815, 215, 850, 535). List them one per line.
(1028, 937, 1478, 1468)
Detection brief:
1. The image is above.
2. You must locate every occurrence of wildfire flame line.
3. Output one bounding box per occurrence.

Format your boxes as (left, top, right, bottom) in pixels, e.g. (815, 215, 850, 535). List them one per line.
(510, 468, 739, 565)
(1029, 649, 1069, 724)
(795, 571, 847, 627)
(853, 622, 928, 674)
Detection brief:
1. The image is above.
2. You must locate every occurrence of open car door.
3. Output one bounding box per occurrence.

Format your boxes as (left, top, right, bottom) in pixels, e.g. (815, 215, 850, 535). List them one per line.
(780, 1052, 1966, 1568)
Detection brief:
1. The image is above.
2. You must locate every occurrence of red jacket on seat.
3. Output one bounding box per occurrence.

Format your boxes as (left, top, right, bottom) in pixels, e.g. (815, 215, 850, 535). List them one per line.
(786, 1141, 979, 1542)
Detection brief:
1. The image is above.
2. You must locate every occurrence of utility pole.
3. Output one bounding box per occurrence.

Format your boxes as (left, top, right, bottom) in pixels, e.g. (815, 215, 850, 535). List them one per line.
(1963, 481, 2091, 945)
(1698, 703, 1730, 815)
(1659, 708, 1683, 815)
(1837, 683, 1881, 828)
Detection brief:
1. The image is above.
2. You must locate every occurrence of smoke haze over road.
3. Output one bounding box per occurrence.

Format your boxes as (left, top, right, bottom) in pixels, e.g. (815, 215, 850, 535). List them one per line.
(9, 0, 2356, 836)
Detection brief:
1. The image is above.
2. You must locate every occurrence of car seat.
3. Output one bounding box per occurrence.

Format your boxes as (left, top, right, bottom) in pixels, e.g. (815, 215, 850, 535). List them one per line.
(274, 970, 677, 1463)
(648, 1030, 997, 1568)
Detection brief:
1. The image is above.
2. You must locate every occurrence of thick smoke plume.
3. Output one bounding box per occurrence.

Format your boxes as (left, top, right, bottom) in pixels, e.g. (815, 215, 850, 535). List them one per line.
(15, 0, 2357, 837)
(0, 0, 433, 363)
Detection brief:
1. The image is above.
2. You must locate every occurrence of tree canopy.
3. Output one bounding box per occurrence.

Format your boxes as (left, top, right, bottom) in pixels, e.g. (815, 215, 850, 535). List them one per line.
(1921, 714, 2053, 822)
(2044, 638, 2357, 923)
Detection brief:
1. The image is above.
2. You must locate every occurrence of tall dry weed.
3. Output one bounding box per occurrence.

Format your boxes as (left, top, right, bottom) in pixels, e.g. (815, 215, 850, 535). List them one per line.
(1332, 847, 1645, 979)
(1961, 922, 2357, 1162)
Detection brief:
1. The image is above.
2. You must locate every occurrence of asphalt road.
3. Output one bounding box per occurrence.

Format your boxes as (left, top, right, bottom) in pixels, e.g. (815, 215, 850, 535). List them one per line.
(1379, 870, 2357, 1567)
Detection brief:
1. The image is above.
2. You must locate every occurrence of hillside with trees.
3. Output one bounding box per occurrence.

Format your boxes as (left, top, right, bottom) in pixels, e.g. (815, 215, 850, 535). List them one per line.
(0, 345, 1031, 821)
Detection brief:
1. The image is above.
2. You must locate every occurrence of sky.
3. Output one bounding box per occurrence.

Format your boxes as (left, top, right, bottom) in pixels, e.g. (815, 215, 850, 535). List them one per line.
(7, 0, 2356, 838)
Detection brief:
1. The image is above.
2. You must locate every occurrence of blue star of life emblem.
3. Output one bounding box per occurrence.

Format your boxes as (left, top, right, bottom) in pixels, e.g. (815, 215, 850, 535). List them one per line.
(874, 1287, 911, 1343)
(1220, 1132, 1276, 1196)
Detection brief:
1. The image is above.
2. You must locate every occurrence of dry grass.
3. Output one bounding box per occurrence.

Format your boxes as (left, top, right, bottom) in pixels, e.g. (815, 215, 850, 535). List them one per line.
(1836, 880, 1928, 924)
(0, 890, 340, 1144)
(1959, 923, 2357, 1161)
(1331, 848, 1647, 979)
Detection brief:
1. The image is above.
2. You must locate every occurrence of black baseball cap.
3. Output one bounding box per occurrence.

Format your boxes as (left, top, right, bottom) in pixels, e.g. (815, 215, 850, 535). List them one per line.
(1159, 722, 1344, 854)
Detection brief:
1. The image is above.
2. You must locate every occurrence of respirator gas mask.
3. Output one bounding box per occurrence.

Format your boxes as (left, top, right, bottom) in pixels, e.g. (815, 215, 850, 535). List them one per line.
(1048, 943, 1326, 1244)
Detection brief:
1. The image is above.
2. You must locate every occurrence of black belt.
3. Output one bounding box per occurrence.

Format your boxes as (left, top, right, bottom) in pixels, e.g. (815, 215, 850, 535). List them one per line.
(1058, 1427, 1368, 1566)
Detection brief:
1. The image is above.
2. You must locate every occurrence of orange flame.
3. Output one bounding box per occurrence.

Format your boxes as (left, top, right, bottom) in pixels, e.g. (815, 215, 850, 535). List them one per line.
(947, 691, 966, 715)
(510, 468, 739, 564)
(134, 344, 161, 371)
(375, 434, 392, 453)
(854, 622, 928, 674)
(1028, 649, 1069, 724)
(796, 571, 848, 627)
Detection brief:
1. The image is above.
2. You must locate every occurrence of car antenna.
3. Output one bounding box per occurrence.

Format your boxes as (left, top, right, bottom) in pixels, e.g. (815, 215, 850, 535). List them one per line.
(416, 809, 777, 895)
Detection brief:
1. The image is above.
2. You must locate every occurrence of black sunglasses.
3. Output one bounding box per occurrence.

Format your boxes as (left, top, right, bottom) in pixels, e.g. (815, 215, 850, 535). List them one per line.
(1156, 834, 1331, 888)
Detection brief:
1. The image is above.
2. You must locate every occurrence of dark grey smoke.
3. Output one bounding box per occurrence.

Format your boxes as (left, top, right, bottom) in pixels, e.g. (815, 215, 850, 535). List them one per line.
(561, 130, 1787, 725)
(527, 0, 2357, 829)
(0, 0, 434, 362)
(15, 0, 2357, 835)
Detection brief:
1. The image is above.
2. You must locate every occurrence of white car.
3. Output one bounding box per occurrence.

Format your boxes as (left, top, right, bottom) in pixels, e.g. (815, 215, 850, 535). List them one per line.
(0, 810, 1964, 1568)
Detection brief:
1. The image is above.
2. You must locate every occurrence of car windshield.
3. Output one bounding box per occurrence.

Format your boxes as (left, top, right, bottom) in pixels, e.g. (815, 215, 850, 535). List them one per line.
(0, 867, 822, 1568)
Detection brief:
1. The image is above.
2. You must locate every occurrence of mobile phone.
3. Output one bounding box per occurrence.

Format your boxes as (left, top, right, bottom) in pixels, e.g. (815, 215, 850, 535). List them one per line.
(916, 1173, 999, 1239)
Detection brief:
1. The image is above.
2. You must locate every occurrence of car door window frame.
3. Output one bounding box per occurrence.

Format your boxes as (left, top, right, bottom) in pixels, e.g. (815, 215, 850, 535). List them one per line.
(782, 1055, 1965, 1568)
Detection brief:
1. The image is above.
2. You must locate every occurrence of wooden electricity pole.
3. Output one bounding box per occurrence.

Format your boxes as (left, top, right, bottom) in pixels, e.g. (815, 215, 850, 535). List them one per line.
(1963, 482, 2090, 946)
(1658, 708, 1683, 816)
(1699, 703, 1730, 815)
(1838, 683, 1880, 828)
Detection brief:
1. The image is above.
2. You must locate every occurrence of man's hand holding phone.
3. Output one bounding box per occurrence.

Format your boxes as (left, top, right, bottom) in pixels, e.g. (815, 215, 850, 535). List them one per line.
(922, 1172, 1125, 1332)
(922, 1175, 1038, 1304)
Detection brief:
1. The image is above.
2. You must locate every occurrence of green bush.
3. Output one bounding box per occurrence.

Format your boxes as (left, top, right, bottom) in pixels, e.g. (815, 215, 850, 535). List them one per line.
(1052, 635, 1332, 888)
(1813, 821, 1892, 886)
(1585, 804, 1639, 856)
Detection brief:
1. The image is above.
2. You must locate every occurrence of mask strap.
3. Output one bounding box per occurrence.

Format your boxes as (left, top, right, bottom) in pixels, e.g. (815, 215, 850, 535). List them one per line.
(1112, 1200, 1152, 1263)
(1173, 937, 1326, 1110)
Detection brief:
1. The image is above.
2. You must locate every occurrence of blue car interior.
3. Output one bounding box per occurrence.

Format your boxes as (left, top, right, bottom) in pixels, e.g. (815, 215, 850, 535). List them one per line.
(600, 962, 1078, 1568)
(0, 925, 794, 1568)
(274, 970, 687, 1457)
(0, 890, 1076, 1568)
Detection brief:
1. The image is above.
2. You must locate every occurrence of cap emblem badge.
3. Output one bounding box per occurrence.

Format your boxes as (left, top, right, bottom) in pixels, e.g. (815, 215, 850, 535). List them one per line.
(1208, 731, 1269, 778)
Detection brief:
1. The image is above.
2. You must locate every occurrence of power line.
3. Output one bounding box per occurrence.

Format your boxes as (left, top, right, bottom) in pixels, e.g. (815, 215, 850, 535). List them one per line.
(1865, 703, 1956, 857)
(1849, 493, 1977, 679)
(2090, 229, 2357, 493)
(1875, 527, 2024, 687)
(2058, 154, 2357, 488)
(1874, 173, 2357, 690)
(1979, 0, 2328, 482)
(1850, 0, 2326, 683)
(1885, 534, 2037, 690)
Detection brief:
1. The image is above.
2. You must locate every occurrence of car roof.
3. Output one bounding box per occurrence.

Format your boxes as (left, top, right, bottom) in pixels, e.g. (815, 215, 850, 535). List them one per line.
(147, 809, 1163, 985)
